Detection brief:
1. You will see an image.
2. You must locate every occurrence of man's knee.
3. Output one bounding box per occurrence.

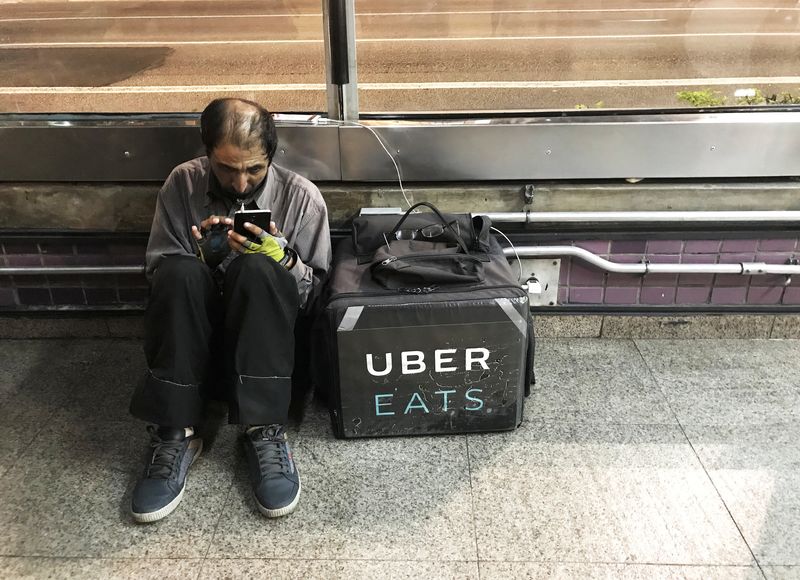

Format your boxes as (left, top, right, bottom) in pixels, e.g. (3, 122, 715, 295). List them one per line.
(152, 255, 210, 286)
(226, 254, 297, 301)
(150, 256, 215, 302)
(227, 253, 288, 283)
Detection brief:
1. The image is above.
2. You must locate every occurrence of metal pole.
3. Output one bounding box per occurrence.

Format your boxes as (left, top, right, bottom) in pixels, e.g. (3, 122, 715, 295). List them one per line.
(322, 0, 358, 121)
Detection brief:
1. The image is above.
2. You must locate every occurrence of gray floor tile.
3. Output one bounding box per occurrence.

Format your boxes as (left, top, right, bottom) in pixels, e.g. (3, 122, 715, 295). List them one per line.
(770, 316, 800, 339)
(468, 421, 753, 565)
(684, 424, 800, 473)
(685, 424, 800, 566)
(480, 562, 764, 579)
(0, 556, 202, 579)
(707, 473, 800, 567)
(106, 316, 145, 339)
(51, 339, 145, 424)
(200, 559, 479, 579)
(534, 315, 602, 338)
(0, 340, 93, 477)
(0, 339, 143, 419)
(635, 340, 800, 426)
(0, 339, 82, 405)
(603, 316, 775, 339)
(0, 415, 238, 558)
(528, 339, 676, 424)
(763, 567, 800, 580)
(0, 422, 42, 479)
(0, 319, 110, 339)
(208, 417, 476, 561)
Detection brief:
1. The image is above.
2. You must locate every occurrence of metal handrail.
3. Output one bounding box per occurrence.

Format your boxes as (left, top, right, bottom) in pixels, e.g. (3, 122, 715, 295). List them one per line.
(0, 266, 144, 275)
(484, 211, 800, 224)
(505, 246, 800, 277)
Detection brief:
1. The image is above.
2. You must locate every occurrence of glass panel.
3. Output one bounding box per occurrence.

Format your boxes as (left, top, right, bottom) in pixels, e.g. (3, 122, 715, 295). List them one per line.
(355, 0, 800, 112)
(0, 0, 326, 113)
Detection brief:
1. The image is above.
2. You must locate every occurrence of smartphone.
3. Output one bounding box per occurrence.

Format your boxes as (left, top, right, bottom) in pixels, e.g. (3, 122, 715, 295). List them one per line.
(234, 209, 272, 243)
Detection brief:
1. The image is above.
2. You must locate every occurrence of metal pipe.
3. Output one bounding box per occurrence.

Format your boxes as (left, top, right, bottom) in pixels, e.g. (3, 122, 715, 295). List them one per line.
(505, 246, 800, 276)
(3, 246, 799, 277)
(483, 211, 800, 224)
(0, 266, 144, 276)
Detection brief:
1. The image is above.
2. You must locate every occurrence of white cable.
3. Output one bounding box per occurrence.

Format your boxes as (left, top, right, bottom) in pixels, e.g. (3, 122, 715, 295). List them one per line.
(491, 226, 523, 283)
(323, 118, 412, 209)
(318, 119, 521, 279)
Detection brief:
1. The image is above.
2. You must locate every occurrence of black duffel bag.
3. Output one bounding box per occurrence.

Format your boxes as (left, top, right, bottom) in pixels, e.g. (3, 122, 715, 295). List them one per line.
(351, 201, 493, 264)
(362, 202, 489, 290)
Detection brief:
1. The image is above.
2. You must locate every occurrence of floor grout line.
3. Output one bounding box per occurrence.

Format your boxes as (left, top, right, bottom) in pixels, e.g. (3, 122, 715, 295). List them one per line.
(0, 403, 69, 481)
(464, 434, 481, 579)
(196, 450, 241, 580)
(630, 339, 768, 580)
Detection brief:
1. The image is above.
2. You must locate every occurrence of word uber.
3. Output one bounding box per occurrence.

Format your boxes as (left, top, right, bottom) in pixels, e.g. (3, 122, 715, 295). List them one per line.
(365, 347, 491, 416)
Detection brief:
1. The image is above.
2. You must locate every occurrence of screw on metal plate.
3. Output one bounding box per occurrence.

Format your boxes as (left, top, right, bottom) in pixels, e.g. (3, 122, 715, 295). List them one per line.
(522, 184, 535, 205)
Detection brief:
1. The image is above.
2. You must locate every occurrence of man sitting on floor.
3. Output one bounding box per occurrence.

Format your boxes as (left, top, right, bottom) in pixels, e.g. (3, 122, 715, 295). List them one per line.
(128, 98, 331, 523)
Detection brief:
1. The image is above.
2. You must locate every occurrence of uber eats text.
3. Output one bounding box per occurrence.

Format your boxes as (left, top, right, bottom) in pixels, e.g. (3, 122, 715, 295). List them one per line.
(365, 348, 490, 416)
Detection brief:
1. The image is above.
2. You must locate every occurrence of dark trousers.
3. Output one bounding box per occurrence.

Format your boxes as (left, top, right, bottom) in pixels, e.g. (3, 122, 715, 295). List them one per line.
(129, 254, 300, 427)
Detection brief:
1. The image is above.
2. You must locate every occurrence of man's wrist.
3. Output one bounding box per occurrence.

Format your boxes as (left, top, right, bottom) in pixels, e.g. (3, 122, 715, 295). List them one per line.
(280, 247, 297, 270)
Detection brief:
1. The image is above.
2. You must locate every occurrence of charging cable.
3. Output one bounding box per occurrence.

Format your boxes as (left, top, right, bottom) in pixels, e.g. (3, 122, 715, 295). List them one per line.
(321, 118, 412, 209)
(320, 118, 523, 282)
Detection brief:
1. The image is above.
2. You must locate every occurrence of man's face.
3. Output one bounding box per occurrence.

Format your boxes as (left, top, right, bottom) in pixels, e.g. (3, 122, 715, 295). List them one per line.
(208, 142, 270, 198)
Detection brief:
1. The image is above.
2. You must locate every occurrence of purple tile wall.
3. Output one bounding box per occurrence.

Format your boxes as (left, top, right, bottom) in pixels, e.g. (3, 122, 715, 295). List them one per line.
(1, 238, 148, 309)
(527, 237, 799, 307)
(1, 235, 799, 310)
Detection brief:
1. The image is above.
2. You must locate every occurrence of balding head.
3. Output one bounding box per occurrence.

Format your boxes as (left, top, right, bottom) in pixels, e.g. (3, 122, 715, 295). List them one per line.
(200, 98, 278, 160)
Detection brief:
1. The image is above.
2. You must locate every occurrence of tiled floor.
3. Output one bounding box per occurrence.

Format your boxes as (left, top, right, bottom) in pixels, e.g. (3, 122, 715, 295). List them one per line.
(0, 337, 798, 579)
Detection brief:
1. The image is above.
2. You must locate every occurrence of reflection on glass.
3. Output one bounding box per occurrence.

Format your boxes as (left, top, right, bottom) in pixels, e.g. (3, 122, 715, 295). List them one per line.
(354, 0, 800, 112)
(0, 0, 326, 113)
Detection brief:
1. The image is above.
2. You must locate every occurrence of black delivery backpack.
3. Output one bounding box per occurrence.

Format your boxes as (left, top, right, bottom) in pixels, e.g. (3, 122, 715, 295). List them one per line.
(314, 202, 535, 438)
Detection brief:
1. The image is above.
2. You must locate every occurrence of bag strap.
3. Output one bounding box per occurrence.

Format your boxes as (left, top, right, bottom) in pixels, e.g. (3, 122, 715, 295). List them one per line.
(387, 202, 471, 255)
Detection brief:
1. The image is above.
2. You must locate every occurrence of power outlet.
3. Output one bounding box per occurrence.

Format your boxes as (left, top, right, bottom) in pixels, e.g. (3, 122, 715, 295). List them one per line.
(518, 258, 561, 306)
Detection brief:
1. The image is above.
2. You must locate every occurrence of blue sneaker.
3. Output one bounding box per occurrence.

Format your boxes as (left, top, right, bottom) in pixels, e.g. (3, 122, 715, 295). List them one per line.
(243, 425, 301, 518)
(131, 426, 203, 523)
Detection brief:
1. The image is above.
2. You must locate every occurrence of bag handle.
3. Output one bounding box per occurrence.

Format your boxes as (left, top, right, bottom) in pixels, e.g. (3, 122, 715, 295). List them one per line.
(387, 202, 471, 255)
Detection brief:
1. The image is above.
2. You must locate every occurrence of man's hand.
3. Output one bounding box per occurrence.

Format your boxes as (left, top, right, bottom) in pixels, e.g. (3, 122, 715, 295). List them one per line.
(228, 221, 291, 265)
(192, 215, 233, 268)
(191, 215, 233, 241)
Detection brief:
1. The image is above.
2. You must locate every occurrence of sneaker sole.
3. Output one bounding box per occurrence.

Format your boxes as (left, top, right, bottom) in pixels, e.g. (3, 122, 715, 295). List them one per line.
(254, 479, 301, 518)
(131, 439, 203, 524)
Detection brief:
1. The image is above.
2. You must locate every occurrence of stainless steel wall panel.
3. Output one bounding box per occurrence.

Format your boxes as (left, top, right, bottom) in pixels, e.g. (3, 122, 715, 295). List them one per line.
(338, 112, 800, 181)
(0, 121, 341, 182)
(274, 125, 342, 181)
(1, 112, 799, 182)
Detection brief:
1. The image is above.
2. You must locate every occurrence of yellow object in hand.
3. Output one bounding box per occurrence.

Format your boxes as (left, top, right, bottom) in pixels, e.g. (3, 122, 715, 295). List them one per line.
(241, 231, 287, 263)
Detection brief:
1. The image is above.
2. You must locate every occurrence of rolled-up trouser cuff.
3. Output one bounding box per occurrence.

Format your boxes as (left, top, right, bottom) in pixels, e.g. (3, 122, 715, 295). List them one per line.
(229, 374, 292, 425)
(129, 370, 205, 427)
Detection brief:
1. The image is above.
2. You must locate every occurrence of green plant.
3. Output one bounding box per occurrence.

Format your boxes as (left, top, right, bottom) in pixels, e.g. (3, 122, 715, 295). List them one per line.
(735, 89, 800, 106)
(676, 89, 727, 107)
(736, 89, 766, 105)
(771, 91, 800, 105)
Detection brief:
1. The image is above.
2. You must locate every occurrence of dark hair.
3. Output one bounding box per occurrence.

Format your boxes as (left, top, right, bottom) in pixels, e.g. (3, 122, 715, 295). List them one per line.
(200, 98, 278, 160)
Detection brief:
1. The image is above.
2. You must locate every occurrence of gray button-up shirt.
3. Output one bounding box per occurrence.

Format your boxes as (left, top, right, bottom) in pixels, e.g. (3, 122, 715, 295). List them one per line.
(145, 157, 331, 307)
